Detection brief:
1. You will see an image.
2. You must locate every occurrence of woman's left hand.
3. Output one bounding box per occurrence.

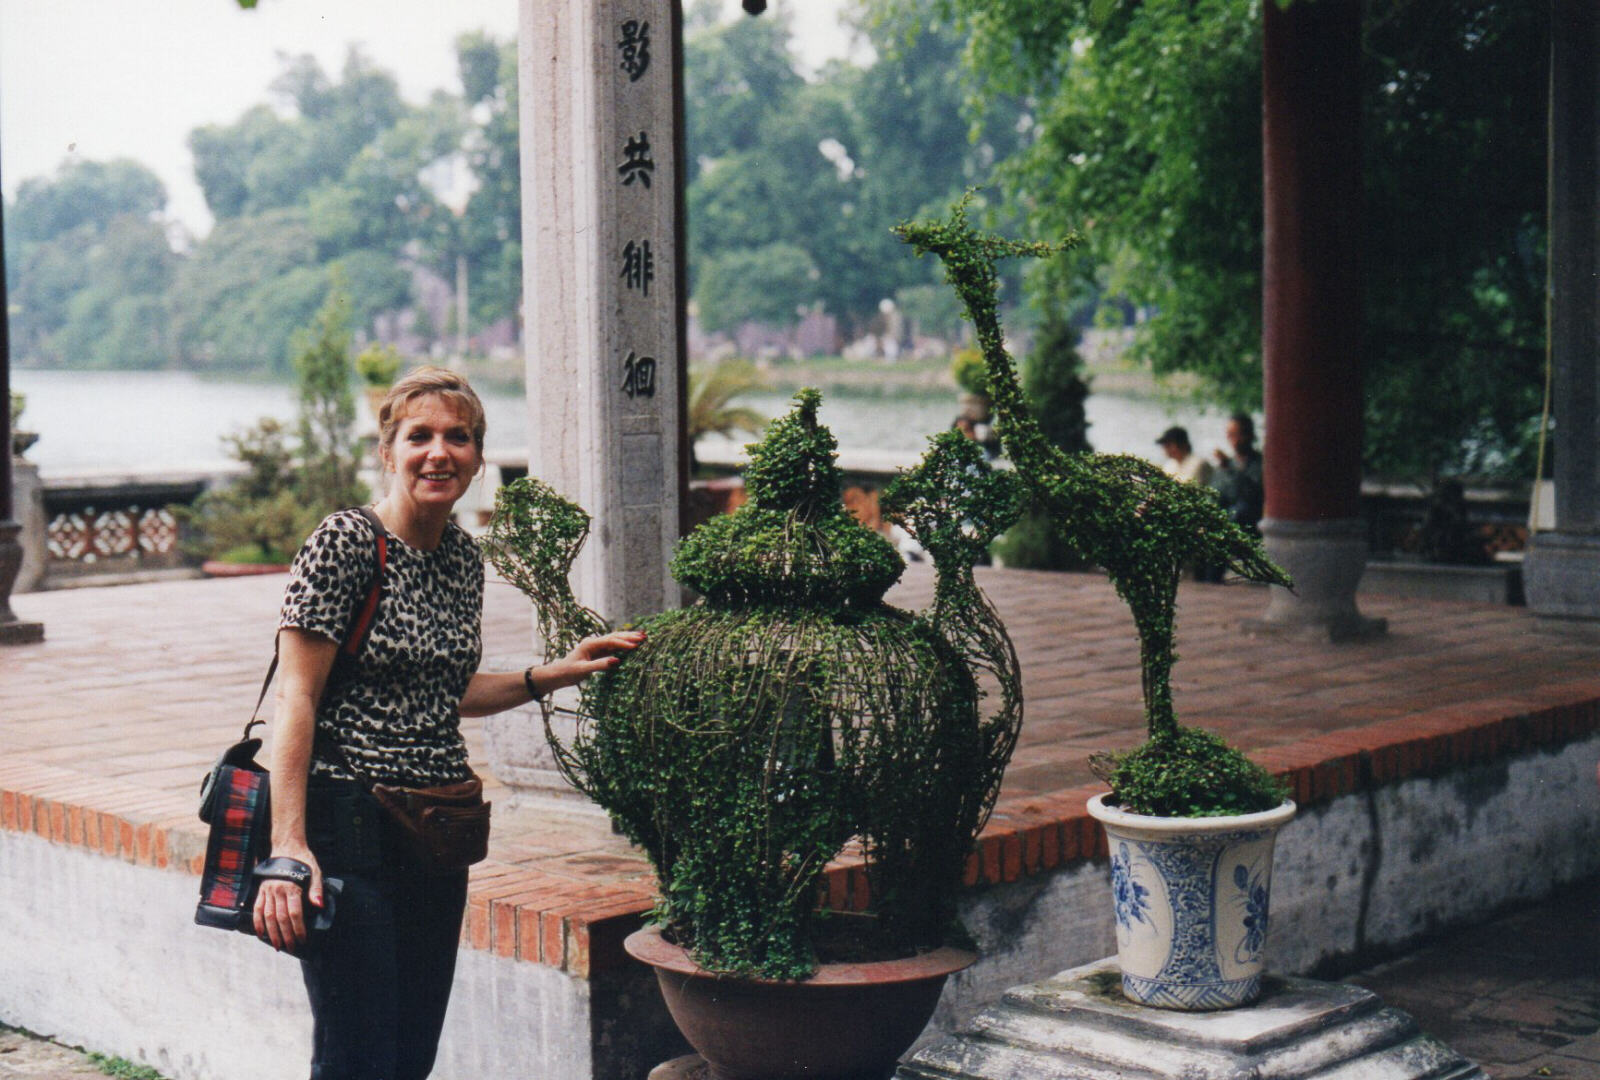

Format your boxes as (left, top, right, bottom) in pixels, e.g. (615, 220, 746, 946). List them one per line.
(535, 631, 647, 695)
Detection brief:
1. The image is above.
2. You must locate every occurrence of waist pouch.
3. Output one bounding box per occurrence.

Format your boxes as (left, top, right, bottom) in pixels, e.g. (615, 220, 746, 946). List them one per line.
(369, 776, 491, 874)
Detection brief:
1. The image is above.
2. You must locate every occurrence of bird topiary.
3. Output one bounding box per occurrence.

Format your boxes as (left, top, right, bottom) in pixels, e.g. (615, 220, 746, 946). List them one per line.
(894, 193, 1291, 818)
(484, 388, 1026, 978)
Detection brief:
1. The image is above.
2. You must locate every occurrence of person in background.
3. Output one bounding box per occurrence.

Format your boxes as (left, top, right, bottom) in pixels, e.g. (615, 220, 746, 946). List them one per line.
(1211, 411, 1264, 535)
(1155, 426, 1214, 487)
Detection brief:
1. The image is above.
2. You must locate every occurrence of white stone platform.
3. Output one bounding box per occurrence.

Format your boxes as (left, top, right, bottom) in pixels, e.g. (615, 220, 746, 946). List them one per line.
(898, 959, 1484, 1080)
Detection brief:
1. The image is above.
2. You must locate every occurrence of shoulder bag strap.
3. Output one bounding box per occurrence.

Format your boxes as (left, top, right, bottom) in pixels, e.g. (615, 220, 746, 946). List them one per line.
(241, 508, 389, 740)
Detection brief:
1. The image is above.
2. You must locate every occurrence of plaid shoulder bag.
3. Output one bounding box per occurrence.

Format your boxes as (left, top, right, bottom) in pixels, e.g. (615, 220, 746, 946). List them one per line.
(193, 507, 388, 933)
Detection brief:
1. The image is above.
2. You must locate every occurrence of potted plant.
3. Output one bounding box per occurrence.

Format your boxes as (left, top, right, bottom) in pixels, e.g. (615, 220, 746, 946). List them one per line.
(10, 391, 38, 458)
(484, 389, 1027, 1078)
(896, 194, 1295, 1011)
(950, 346, 990, 420)
(180, 418, 309, 573)
(355, 342, 402, 420)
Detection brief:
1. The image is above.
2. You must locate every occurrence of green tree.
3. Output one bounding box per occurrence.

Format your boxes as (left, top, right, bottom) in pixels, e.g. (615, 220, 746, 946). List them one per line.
(308, 98, 463, 259)
(9, 159, 165, 245)
(6, 159, 173, 367)
(683, 0, 806, 185)
(918, 0, 1549, 482)
(180, 418, 308, 563)
(695, 243, 820, 332)
(684, 8, 1030, 337)
(291, 277, 367, 516)
(170, 208, 326, 373)
(454, 33, 524, 332)
(51, 216, 176, 369)
(191, 49, 406, 222)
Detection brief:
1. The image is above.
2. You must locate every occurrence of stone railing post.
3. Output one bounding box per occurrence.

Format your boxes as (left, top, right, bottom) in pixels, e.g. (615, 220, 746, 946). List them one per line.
(1, 164, 44, 646)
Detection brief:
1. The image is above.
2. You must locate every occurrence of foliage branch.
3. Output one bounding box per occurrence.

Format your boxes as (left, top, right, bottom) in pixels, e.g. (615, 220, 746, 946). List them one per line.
(896, 193, 1289, 817)
(885, 0, 1549, 484)
(486, 390, 1025, 978)
(180, 283, 369, 563)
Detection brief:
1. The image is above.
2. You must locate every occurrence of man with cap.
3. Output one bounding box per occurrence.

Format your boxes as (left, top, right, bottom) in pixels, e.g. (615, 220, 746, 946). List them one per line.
(1156, 425, 1214, 487)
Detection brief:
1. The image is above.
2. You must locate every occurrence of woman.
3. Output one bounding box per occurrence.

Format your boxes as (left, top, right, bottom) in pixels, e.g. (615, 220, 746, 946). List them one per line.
(253, 366, 642, 1080)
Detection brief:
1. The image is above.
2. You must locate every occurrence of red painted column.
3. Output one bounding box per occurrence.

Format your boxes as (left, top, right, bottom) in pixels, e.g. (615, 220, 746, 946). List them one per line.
(1251, 0, 1384, 641)
(1261, 0, 1363, 523)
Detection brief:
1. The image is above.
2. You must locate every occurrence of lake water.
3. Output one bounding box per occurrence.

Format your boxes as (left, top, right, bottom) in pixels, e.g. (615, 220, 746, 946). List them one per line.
(12, 369, 1236, 475)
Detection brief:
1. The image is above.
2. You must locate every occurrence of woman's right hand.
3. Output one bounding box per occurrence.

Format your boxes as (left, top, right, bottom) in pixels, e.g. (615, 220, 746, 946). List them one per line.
(252, 843, 325, 954)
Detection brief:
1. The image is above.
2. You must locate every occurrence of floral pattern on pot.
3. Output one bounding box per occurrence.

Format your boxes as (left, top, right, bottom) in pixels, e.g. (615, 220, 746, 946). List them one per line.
(1110, 841, 1152, 931)
(1088, 795, 1295, 1011)
(1233, 859, 1271, 965)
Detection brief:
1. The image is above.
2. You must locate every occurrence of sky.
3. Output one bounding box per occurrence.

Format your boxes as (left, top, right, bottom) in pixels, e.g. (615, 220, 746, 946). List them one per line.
(0, 0, 855, 236)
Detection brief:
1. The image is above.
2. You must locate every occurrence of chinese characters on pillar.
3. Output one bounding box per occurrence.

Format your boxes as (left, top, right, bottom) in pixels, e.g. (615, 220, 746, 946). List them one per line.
(616, 13, 665, 400)
(621, 239, 655, 296)
(623, 351, 657, 398)
(618, 20, 650, 81)
(618, 132, 655, 187)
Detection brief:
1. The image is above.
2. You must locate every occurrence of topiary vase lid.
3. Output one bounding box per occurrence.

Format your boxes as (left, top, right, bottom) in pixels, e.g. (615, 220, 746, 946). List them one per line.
(672, 389, 903, 609)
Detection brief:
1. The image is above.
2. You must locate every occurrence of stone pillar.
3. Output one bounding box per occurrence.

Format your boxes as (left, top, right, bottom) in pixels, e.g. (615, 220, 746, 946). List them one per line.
(1248, 0, 1384, 643)
(1525, 0, 1600, 618)
(519, 0, 684, 626)
(0, 164, 44, 645)
(503, 1, 685, 805)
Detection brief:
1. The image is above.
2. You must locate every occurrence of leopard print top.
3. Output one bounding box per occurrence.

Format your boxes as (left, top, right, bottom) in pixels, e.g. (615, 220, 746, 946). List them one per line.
(279, 508, 483, 786)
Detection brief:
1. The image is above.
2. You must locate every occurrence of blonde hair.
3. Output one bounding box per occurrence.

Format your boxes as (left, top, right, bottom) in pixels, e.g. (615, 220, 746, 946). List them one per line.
(377, 365, 488, 453)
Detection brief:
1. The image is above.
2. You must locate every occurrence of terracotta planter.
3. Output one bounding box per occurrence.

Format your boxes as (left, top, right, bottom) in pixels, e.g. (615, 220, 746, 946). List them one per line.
(1087, 794, 1296, 1011)
(201, 560, 291, 578)
(625, 925, 974, 1080)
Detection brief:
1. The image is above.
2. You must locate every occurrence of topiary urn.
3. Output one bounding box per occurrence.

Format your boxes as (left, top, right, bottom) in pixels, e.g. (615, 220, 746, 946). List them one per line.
(485, 389, 1025, 979)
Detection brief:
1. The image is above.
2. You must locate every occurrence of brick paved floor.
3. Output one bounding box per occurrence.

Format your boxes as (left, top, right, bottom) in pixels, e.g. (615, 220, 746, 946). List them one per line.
(4, 565, 1600, 1073)
(5, 563, 1600, 900)
(1342, 873, 1600, 1080)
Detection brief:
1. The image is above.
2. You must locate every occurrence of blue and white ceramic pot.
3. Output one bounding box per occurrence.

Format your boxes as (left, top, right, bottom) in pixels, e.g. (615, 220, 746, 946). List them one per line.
(1086, 794, 1296, 1011)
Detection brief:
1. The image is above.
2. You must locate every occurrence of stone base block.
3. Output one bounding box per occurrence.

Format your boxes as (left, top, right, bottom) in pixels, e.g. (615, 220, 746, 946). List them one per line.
(0, 619, 44, 645)
(479, 664, 607, 814)
(897, 959, 1484, 1080)
(1524, 530, 1600, 619)
(1360, 560, 1523, 606)
(1247, 517, 1387, 642)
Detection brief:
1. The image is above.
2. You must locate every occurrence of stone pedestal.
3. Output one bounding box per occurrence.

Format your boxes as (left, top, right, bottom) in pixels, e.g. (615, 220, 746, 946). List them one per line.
(0, 521, 43, 646)
(1247, 518, 1386, 642)
(1525, 531, 1600, 619)
(896, 959, 1484, 1080)
(12, 458, 45, 593)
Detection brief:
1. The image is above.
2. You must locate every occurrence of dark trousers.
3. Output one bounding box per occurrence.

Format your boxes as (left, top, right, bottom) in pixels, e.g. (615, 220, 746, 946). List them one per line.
(301, 779, 468, 1080)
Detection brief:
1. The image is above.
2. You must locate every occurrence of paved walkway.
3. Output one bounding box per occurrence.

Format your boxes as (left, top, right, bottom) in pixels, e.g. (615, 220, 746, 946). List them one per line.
(1343, 873, 1600, 1080)
(3, 564, 1599, 975)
